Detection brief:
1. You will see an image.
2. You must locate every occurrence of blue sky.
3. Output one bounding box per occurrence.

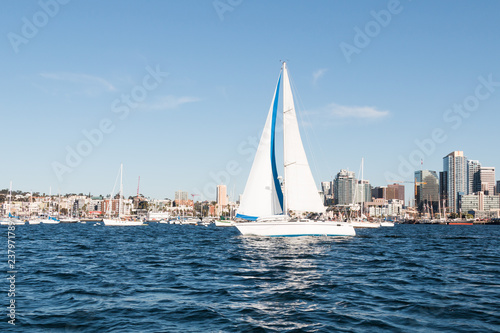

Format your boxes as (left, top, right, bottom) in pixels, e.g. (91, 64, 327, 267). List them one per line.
(1, 0, 499, 203)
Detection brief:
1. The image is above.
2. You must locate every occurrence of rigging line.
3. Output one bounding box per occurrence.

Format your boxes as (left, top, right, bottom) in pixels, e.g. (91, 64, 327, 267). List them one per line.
(287, 66, 322, 183)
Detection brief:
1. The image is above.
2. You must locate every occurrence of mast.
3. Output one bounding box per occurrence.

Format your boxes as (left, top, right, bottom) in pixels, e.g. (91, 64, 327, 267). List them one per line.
(361, 158, 364, 218)
(7, 181, 12, 217)
(119, 163, 123, 218)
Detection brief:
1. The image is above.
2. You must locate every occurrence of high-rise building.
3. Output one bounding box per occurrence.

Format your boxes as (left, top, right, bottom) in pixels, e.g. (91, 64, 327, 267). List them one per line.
(175, 190, 189, 206)
(496, 180, 500, 195)
(321, 182, 332, 196)
(321, 181, 334, 206)
(443, 151, 467, 213)
(386, 183, 405, 202)
(333, 169, 356, 205)
(355, 180, 371, 204)
(371, 186, 386, 200)
(480, 167, 496, 195)
(415, 170, 440, 214)
(467, 160, 481, 194)
(439, 171, 448, 206)
(216, 185, 228, 215)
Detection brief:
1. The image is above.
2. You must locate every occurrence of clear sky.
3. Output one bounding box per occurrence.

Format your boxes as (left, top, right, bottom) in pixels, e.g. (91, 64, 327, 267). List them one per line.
(1, 0, 499, 203)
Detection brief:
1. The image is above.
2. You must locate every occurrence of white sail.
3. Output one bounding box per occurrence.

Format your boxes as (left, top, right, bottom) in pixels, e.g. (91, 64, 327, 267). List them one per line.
(282, 63, 325, 214)
(236, 75, 283, 220)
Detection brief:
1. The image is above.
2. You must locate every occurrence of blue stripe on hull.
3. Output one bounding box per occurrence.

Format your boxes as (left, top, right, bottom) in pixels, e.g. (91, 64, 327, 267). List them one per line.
(235, 214, 258, 221)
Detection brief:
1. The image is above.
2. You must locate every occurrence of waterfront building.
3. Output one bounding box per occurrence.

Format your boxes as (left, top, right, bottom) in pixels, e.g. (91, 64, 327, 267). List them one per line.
(460, 191, 500, 218)
(355, 180, 371, 204)
(321, 182, 332, 196)
(443, 151, 467, 213)
(366, 199, 403, 218)
(371, 186, 386, 200)
(415, 170, 439, 214)
(467, 160, 481, 194)
(321, 181, 334, 206)
(386, 183, 405, 202)
(333, 169, 356, 206)
(216, 185, 228, 216)
(480, 167, 496, 195)
(439, 171, 448, 207)
(175, 190, 189, 206)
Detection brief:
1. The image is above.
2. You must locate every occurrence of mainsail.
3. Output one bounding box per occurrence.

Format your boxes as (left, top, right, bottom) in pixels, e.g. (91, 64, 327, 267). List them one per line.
(282, 63, 325, 214)
(236, 75, 283, 220)
(237, 62, 325, 220)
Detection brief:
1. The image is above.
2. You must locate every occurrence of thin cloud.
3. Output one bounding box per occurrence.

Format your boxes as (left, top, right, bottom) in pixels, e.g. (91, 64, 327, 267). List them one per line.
(312, 68, 328, 85)
(145, 95, 200, 110)
(327, 103, 389, 119)
(40, 72, 116, 92)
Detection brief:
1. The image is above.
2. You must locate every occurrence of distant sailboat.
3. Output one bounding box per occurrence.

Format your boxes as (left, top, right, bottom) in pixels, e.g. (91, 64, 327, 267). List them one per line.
(1, 181, 24, 225)
(234, 62, 355, 237)
(40, 187, 60, 224)
(103, 164, 144, 226)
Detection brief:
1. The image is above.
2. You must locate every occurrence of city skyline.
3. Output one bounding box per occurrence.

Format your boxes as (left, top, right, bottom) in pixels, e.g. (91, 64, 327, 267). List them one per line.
(1, 1, 500, 201)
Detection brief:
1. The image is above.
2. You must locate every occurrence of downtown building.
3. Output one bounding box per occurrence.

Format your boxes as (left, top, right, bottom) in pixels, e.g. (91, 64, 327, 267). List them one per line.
(442, 151, 468, 213)
(333, 169, 356, 206)
(467, 160, 482, 194)
(415, 170, 440, 215)
(216, 184, 228, 216)
(480, 167, 496, 195)
(460, 191, 500, 219)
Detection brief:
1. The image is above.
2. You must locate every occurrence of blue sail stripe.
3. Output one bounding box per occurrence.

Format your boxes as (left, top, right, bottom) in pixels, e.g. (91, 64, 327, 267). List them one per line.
(270, 73, 284, 212)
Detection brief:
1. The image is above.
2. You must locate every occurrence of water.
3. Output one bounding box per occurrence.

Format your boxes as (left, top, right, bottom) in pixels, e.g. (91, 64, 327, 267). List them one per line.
(2, 224, 500, 332)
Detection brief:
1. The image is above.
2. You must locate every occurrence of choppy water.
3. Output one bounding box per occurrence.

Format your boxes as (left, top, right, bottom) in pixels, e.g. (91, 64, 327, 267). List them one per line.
(2, 223, 500, 332)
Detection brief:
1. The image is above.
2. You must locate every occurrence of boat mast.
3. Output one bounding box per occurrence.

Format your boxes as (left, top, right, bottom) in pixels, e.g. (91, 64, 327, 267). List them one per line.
(282, 61, 288, 217)
(119, 163, 123, 219)
(8, 181, 12, 217)
(361, 158, 364, 219)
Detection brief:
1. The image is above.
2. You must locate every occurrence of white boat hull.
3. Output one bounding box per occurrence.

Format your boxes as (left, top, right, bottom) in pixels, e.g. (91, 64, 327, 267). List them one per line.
(349, 221, 381, 229)
(235, 221, 355, 237)
(215, 220, 235, 227)
(103, 219, 145, 226)
(380, 221, 395, 227)
(41, 219, 60, 224)
(60, 218, 80, 223)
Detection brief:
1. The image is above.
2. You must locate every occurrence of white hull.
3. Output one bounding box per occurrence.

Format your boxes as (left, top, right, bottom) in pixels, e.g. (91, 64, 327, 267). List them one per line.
(349, 221, 381, 229)
(0, 219, 24, 225)
(60, 218, 80, 223)
(28, 219, 42, 225)
(380, 221, 395, 227)
(235, 221, 355, 237)
(215, 220, 235, 227)
(41, 219, 60, 224)
(103, 219, 145, 226)
(181, 218, 200, 225)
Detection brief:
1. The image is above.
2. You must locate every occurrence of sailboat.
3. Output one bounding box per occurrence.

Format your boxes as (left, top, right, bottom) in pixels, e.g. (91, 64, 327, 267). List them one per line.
(103, 164, 145, 226)
(234, 62, 355, 237)
(348, 158, 380, 229)
(1, 181, 25, 225)
(40, 187, 60, 224)
(28, 191, 43, 224)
